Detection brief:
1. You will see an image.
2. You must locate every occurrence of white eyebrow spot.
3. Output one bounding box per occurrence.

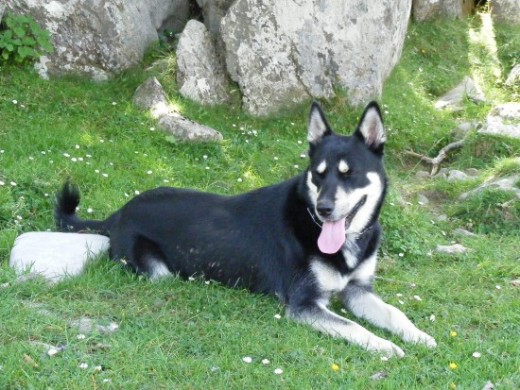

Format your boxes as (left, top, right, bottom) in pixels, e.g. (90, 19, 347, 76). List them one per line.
(316, 160, 327, 174)
(338, 160, 349, 173)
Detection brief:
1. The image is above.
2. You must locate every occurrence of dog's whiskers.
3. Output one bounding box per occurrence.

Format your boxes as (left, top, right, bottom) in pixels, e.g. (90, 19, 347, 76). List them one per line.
(307, 208, 322, 228)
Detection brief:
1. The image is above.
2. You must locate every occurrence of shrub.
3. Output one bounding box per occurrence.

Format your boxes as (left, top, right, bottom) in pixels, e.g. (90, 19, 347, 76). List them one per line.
(0, 14, 54, 65)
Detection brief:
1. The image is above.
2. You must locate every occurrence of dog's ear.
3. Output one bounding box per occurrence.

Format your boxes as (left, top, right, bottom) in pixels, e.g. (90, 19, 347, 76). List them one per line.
(354, 101, 386, 153)
(308, 102, 332, 145)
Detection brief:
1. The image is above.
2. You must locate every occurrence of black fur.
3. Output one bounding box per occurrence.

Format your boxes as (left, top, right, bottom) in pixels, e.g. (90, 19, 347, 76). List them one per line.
(54, 102, 435, 355)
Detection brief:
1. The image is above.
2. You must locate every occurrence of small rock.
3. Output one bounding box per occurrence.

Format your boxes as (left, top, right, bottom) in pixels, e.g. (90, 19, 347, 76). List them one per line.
(460, 175, 520, 200)
(436, 244, 467, 255)
(453, 121, 477, 139)
(70, 317, 120, 335)
(505, 64, 520, 86)
(415, 171, 431, 179)
(436, 214, 448, 222)
(447, 170, 468, 182)
(158, 114, 223, 142)
(510, 279, 520, 287)
(466, 168, 479, 177)
(133, 77, 172, 119)
(454, 228, 477, 237)
(435, 77, 486, 110)
(418, 194, 430, 205)
(479, 103, 520, 139)
(370, 371, 388, 381)
(481, 381, 494, 390)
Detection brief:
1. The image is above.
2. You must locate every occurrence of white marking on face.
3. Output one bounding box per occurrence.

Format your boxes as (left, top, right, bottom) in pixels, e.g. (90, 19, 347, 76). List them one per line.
(338, 160, 349, 173)
(306, 171, 319, 205)
(311, 259, 350, 293)
(334, 172, 383, 233)
(316, 160, 327, 174)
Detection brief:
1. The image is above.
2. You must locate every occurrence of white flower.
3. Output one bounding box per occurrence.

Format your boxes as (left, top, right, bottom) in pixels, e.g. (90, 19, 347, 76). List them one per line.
(149, 127, 155, 131)
(0, 181, 4, 186)
(87, 208, 94, 214)
(274, 368, 283, 375)
(71, 158, 77, 162)
(398, 300, 405, 305)
(413, 295, 422, 301)
(274, 314, 282, 320)
(75, 144, 80, 149)
(10, 181, 16, 186)
(495, 285, 501, 290)
(102, 173, 108, 178)
(274, 157, 279, 161)
(147, 170, 153, 175)
(429, 314, 436, 322)
(242, 356, 253, 364)
(47, 347, 59, 357)
(380, 356, 389, 362)
(237, 178, 243, 183)
(112, 102, 117, 106)
(94, 365, 103, 371)
(63, 153, 70, 158)
(134, 190, 140, 195)
(12, 100, 18, 105)
(79, 363, 89, 369)
(294, 164, 299, 169)
(262, 359, 270, 365)
(398, 252, 404, 257)
(77, 334, 86, 340)
(203, 155, 208, 160)
(472, 352, 481, 358)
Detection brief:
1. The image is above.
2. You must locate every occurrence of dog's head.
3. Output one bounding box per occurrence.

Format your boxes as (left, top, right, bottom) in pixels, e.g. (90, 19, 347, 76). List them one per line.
(305, 102, 387, 252)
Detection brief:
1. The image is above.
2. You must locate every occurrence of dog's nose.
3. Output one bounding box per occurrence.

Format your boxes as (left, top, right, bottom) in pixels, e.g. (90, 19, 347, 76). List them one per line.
(317, 201, 334, 218)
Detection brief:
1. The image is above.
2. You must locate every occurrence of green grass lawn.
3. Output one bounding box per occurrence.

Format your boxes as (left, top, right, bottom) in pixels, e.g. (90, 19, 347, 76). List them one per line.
(1, 14, 519, 389)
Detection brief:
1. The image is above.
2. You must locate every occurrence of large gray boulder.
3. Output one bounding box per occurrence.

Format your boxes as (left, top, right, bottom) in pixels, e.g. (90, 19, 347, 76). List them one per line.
(413, 0, 474, 22)
(221, 0, 412, 116)
(491, 0, 520, 24)
(176, 20, 230, 105)
(6, 0, 189, 80)
(479, 103, 520, 139)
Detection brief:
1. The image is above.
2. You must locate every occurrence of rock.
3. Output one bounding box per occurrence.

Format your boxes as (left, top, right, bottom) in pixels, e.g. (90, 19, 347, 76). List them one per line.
(460, 175, 520, 200)
(435, 76, 486, 110)
(412, 0, 473, 22)
(6, 1, 188, 79)
(436, 214, 448, 222)
(133, 77, 223, 142)
(454, 228, 477, 237)
(133, 77, 172, 119)
(447, 169, 469, 182)
(370, 371, 388, 381)
(479, 103, 520, 139)
(436, 243, 467, 255)
(511, 279, 520, 287)
(176, 20, 230, 105)
(9, 232, 109, 283)
(159, 114, 223, 142)
(505, 64, 520, 86)
(491, 0, 520, 24)
(418, 194, 430, 205)
(221, 0, 411, 116)
(452, 121, 477, 139)
(466, 168, 479, 177)
(481, 381, 494, 390)
(416, 170, 431, 179)
(70, 317, 119, 335)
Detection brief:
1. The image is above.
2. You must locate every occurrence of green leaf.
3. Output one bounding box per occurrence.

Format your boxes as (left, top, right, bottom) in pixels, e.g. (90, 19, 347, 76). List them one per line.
(13, 27, 26, 39)
(22, 36, 36, 46)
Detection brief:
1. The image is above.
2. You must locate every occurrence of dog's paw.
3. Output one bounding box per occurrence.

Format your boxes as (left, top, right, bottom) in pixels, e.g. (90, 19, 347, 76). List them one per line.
(367, 337, 405, 358)
(403, 329, 437, 348)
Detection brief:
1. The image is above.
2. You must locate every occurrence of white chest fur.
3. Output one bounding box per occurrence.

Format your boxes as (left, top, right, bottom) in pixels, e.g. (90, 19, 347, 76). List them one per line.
(311, 260, 350, 293)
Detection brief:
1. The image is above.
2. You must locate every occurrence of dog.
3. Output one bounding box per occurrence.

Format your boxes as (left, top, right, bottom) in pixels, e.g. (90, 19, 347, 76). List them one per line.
(55, 101, 436, 357)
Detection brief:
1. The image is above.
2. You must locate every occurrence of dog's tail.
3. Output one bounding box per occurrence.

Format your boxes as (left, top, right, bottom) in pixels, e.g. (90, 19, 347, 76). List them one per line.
(55, 180, 111, 236)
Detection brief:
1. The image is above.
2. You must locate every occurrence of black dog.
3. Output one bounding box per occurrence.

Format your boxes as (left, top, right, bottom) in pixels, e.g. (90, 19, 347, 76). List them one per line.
(56, 102, 436, 357)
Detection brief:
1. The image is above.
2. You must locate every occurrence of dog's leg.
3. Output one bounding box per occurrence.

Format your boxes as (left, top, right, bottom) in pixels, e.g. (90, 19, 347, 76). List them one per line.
(287, 302, 405, 357)
(342, 282, 437, 348)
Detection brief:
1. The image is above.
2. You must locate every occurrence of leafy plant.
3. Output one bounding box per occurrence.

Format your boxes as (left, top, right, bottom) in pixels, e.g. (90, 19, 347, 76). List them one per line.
(0, 14, 54, 65)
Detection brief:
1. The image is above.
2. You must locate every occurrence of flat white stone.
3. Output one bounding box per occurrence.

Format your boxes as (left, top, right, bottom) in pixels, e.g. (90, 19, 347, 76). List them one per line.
(9, 232, 110, 283)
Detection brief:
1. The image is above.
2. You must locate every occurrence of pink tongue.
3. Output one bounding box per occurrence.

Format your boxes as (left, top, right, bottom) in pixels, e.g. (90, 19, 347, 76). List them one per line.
(318, 218, 346, 254)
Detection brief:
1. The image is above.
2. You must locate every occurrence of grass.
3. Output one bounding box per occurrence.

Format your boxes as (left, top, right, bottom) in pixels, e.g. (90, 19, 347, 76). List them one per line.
(1, 12, 520, 389)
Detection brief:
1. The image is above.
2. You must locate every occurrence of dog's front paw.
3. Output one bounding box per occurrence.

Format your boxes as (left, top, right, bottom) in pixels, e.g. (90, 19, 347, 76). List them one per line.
(367, 337, 405, 358)
(403, 329, 437, 348)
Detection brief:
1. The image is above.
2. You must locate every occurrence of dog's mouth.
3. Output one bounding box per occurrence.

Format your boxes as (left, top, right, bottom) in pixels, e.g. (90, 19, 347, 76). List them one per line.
(317, 195, 367, 254)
